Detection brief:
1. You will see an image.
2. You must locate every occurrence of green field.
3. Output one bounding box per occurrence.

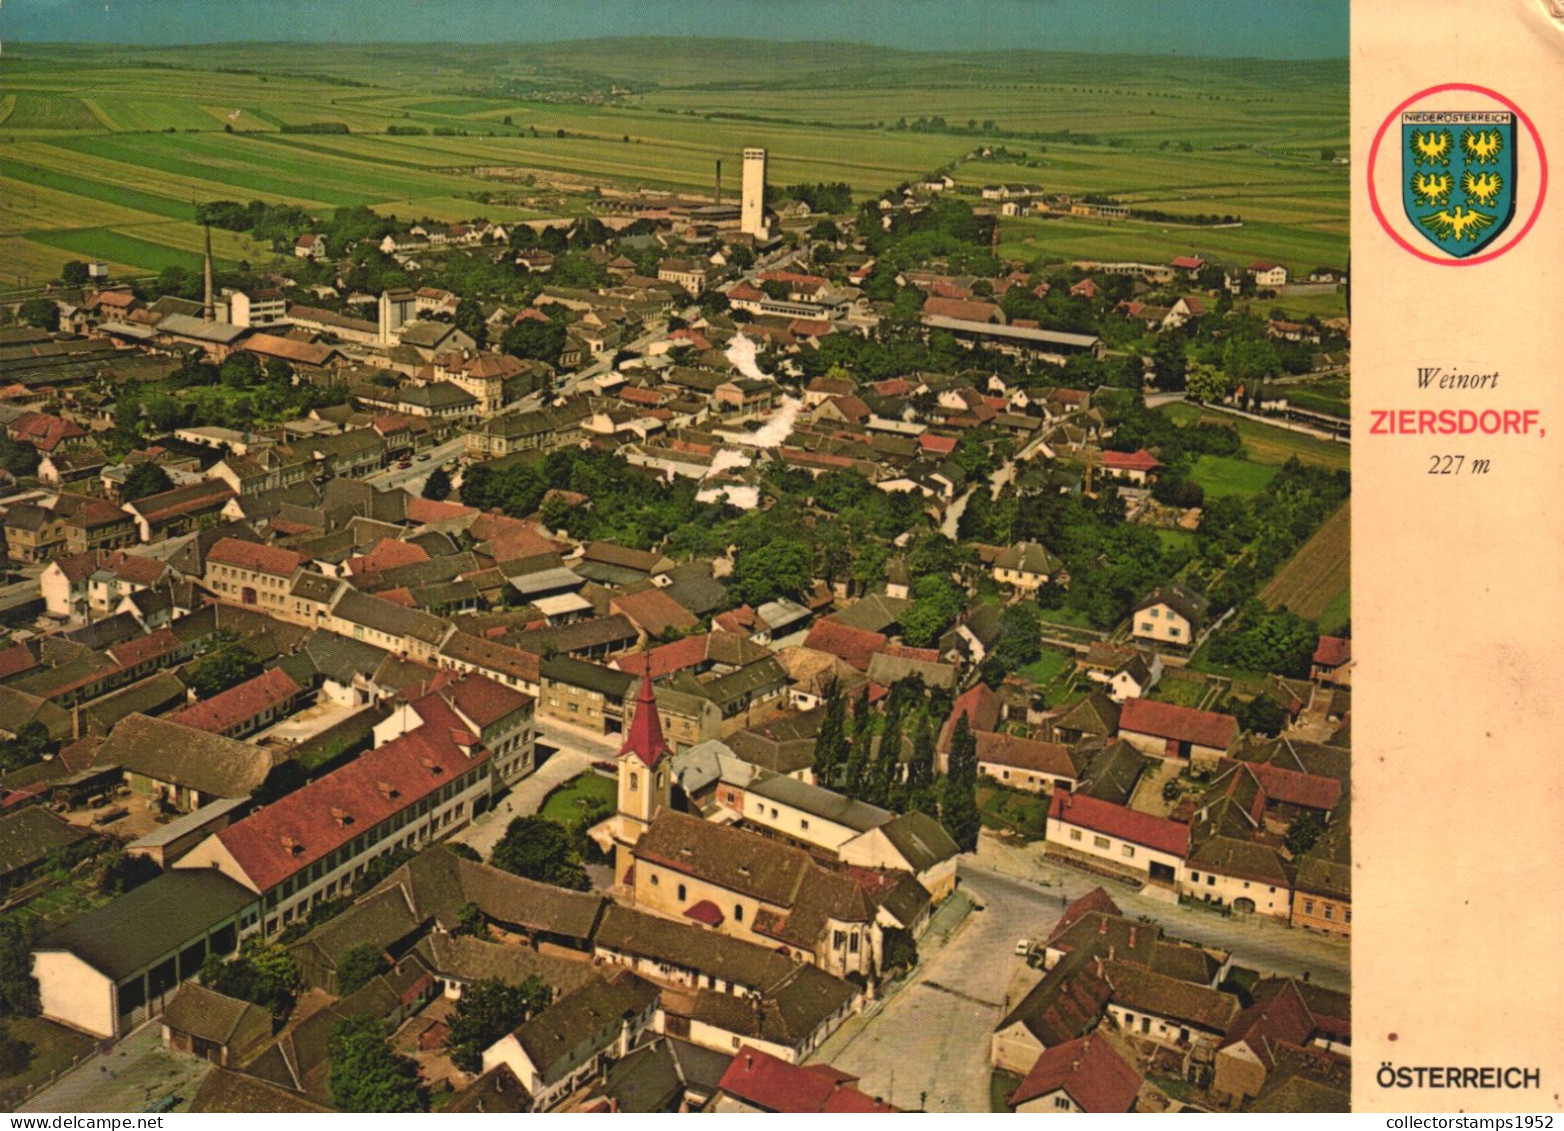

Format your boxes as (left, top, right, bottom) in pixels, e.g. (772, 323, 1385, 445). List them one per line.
(1161, 402, 1350, 471)
(1019, 648, 1075, 685)
(0, 40, 1346, 292)
(1189, 454, 1279, 499)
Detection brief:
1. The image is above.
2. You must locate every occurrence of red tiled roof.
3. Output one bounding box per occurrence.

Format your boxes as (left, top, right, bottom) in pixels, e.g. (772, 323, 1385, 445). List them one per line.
(347, 539, 431, 577)
(1246, 762, 1342, 812)
(940, 683, 1002, 753)
(404, 496, 478, 524)
(0, 643, 39, 681)
(922, 295, 1003, 323)
(610, 589, 699, 638)
(378, 587, 417, 607)
(468, 514, 561, 562)
(1049, 791, 1190, 857)
(1101, 448, 1161, 473)
(105, 628, 181, 670)
(803, 619, 887, 672)
(1050, 887, 1123, 939)
(166, 668, 301, 735)
(1312, 635, 1351, 668)
(1170, 256, 1205, 270)
(726, 283, 766, 303)
(683, 899, 725, 927)
(758, 271, 828, 290)
(717, 1046, 894, 1114)
(206, 537, 306, 578)
(102, 551, 168, 588)
(620, 676, 668, 768)
(1009, 1035, 1141, 1112)
(49, 550, 104, 585)
(426, 671, 531, 729)
(214, 723, 487, 891)
(788, 319, 833, 338)
(1069, 278, 1099, 298)
(9, 412, 88, 452)
(615, 634, 710, 679)
(1119, 697, 1237, 751)
(919, 433, 958, 456)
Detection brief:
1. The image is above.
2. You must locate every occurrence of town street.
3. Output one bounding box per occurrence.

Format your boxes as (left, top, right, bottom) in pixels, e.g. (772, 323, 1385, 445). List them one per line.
(808, 837, 1349, 1113)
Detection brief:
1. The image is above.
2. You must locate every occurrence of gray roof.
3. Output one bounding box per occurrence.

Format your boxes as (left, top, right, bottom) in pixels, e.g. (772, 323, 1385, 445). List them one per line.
(877, 811, 960, 872)
(0, 808, 90, 878)
(509, 972, 659, 1086)
(301, 630, 391, 686)
(94, 713, 282, 799)
(746, 773, 891, 834)
(330, 587, 448, 645)
(38, 869, 257, 981)
(161, 982, 272, 1050)
(156, 314, 250, 345)
(540, 656, 635, 699)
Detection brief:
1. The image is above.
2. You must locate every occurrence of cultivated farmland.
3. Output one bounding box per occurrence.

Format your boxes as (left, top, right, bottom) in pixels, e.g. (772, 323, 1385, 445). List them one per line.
(1260, 500, 1351, 619)
(0, 39, 1347, 294)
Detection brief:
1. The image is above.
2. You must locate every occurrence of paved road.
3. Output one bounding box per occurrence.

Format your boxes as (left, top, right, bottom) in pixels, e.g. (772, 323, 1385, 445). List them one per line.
(365, 436, 467, 493)
(811, 868, 1054, 1113)
(974, 836, 1350, 991)
(18, 1022, 210, 1114)
(449, 725, 610, 859)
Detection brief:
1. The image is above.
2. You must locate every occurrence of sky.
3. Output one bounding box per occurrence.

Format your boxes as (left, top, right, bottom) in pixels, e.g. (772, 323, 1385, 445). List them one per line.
(2, 0, 1349, 58)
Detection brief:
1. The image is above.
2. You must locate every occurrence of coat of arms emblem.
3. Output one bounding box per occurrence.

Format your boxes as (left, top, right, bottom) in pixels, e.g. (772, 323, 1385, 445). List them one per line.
(1402, 111, 1516, 256)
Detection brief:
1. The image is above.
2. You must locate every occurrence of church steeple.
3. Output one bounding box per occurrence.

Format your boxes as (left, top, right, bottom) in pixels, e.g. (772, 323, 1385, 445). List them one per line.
(621, 675, 669, 768)
(614, 677, 671, 888)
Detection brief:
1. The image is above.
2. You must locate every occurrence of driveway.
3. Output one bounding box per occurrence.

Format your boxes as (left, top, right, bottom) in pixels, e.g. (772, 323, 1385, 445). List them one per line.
(18, 1022, 212, 1114)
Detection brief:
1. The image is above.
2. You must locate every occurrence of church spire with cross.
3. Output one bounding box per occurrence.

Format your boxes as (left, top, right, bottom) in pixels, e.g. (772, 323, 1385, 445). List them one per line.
(614, 677, 671, 887)
(620, 674, 669, 768)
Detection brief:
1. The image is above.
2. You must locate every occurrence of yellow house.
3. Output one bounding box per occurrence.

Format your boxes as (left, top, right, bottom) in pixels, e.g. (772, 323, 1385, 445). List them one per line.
(1130, 583, 1209, 647)
(992, 541, 1064, 592)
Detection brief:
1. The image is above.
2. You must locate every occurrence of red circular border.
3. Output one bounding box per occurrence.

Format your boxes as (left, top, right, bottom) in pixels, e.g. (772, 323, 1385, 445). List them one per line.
(1367, 82, 1548, 266)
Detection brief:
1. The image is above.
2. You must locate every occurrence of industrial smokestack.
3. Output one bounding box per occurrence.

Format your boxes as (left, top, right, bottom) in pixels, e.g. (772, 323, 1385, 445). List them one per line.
(202, 223, 215, 323)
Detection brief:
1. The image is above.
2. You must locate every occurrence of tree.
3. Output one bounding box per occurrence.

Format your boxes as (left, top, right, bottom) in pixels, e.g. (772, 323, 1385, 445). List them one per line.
(941, 715, 982, 852)
(92, 850, 159, 896)
(201, 937, 303, 1016)
(187, 647, 262, 698)
(501, 318, 566, 365)
(456, 900, 488, 940)
(491, 816, 589, 890)
(0, 1023, 32, 1079)
(1235, 694, 1288, 737)
(444, 977, 552, 1073)
(1151, 333, 1187, 391)
(728, 538, 813, 606)
(842, 706, 875, 801)
(328, 1015, 425, 1112)
(18, 300, 59, 333)
(1185, 361, 1230, 404)
(120, 462, 174, 503)
(905, 715, 939, 816)
(252, 759, 309, 807)
(61, 261, 90, 287)
(421, 466, 452, 502)
(0, 721, 55, 773)
(336, 943, 388, 996)
(0, 919, 41, 1017)
(901, 574, 964, 648)
(992, 604, 1044, 673)
(1285, 811, 1327, 856)
(453, 296, 488, 350)
(0, 435, 39, 479)
(812, 678, 849, 788)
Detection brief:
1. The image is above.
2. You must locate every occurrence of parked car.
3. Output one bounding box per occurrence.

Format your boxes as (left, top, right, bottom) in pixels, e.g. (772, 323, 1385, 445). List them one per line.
(1015, 938, 1031, 956)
